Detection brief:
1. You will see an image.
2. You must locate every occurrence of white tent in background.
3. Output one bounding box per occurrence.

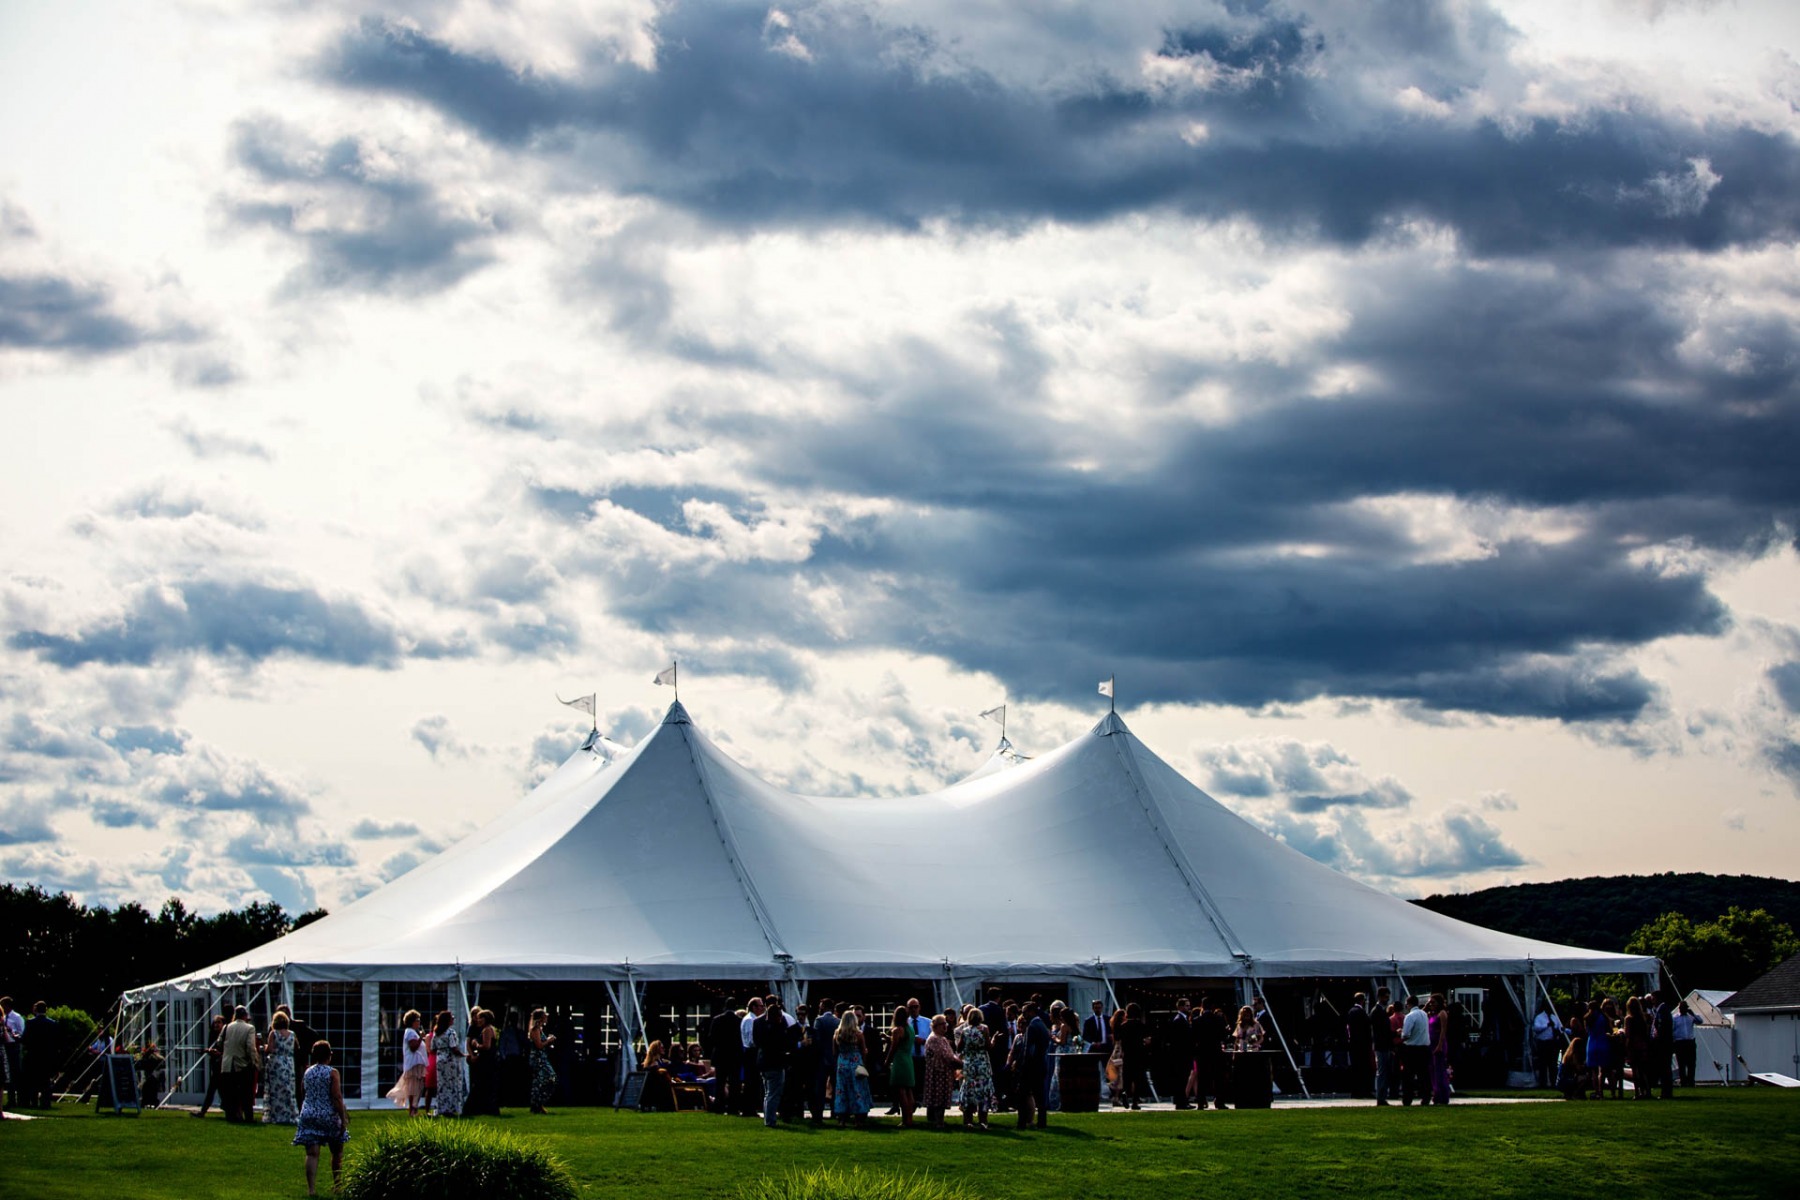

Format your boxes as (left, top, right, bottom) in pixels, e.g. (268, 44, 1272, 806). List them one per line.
(123, 702, 1654, 1104)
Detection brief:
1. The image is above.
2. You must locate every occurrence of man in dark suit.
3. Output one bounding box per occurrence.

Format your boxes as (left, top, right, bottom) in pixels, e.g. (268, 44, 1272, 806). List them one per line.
(1165, 997, 1196, 1107)
(703, 1000, 742, 1116)
(1194, 997, 1227, 1109)
(1082, 999, 1109, 1056)
(1345, 992, 1373, 1098)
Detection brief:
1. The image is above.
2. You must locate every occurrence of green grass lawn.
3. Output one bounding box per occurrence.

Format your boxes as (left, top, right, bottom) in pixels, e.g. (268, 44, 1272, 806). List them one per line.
(4, 1092, 1796, 1200)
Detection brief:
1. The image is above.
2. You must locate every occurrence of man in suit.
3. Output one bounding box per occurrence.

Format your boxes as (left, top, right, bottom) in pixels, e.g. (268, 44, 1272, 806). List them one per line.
(1194, 997, 1227, 1109)
(703, 1000, 742, 1116)
(1345, 992, 1373, 1098)
(1165, 997, 1196, 1107)
(218, 1005, 261, 1123)
(810, 998, 839, 1124)
(1082, 999, 1109, 1056)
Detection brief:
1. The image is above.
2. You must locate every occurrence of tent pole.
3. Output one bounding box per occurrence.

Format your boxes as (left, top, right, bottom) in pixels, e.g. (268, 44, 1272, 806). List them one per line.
(1252, 975, 1310, 1100)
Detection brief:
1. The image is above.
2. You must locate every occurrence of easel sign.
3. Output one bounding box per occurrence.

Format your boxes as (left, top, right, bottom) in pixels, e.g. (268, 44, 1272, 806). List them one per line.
(96, 1053, 142, 1115)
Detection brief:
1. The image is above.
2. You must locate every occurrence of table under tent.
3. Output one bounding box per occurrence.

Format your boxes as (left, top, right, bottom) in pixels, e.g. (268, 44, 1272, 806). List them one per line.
(121, 702, 1656, 1107)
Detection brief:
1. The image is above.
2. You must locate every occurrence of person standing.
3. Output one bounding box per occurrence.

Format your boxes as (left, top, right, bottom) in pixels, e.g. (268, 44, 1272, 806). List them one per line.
(0, 997, 22, 1108)
(283, 1005, 318, 1112)
(1082, 999, 1113, 1106)
(906, 998, 931, 1101)
(1116, 1003, 1150, 1110)
(263, 1013, 299, 1125)
(1345, 993, 1374, 1099)
(386, 1010, 427, 1116)
(218, 1005, 261, 1123)
(739, 997, 765, 1117)
(1013, 1001, 1051, 1128)
(1167, 998, 1196, 1108)
(1193, 997, 1226, 1109)
(921, 1015, 961, 1128)
(1371, 991, 1396, 1106)
(1398, 996, 1429, 1107)
(1650, 992, 1675, 1099)
(21, 1001, 56, 1108)
(811, 998, 840, 1124)
(1426, 994, 1452, 1105)
(1531, 1002, 1561, 1090)
(433, 1010, 467, 1117)
(753, 996, 791, 1127)
(191, 1013, 228, 1117)
(1671, 1000, 1699, 1088)
(955, 1008, 996, 1129)
(832, 1011, 873, 1126)
(887, 1004, 918, 1127)
(1623, 996, 1653, 1101)
(527, 1008, 557, 1114)
(705, 999, 742, 1117)
(292, 1041, 350, 1198)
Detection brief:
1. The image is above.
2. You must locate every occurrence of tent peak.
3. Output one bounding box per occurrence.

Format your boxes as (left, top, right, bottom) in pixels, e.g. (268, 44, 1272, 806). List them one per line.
(662, 700, 692, 725)
(1092, 710, 1129, 737)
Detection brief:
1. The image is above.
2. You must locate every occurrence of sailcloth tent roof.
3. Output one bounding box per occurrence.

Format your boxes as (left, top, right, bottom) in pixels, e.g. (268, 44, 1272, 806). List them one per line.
(128, 702, 1652, 997)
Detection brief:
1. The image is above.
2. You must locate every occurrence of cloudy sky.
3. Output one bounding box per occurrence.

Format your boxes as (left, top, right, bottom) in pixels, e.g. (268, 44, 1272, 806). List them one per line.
(3, 0, 1798, 919)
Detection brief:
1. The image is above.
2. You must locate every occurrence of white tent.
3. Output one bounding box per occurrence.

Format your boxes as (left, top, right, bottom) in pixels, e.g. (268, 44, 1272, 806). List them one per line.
(123, 702, 1654, 1101)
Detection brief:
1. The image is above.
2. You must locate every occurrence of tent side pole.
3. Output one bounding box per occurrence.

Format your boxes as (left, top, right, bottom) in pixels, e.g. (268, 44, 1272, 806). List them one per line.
(1252, 975, 1311, 1100)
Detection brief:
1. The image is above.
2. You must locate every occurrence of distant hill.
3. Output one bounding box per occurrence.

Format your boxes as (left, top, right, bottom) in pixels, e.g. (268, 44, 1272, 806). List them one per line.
(1411, 873, 1800, 954)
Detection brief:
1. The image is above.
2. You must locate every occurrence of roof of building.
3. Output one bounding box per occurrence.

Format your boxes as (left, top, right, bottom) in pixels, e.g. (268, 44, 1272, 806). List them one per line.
(1720, 951, 1800, 1013)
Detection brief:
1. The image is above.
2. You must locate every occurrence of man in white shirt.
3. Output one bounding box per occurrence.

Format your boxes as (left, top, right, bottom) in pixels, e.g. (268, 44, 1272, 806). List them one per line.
(739, 998, 764, 1117)
(0, 996, 23, 1107)
(1530, 1003, 1563, 1089)
(1398, 996, 1430, 1107)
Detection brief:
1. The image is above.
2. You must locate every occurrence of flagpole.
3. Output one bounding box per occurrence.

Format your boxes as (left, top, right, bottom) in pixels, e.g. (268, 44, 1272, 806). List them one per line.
(1110, 676, 1116, 714)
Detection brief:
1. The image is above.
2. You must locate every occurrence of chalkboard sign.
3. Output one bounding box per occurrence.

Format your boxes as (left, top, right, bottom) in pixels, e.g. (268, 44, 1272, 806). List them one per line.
(615, 1071, 647, 1110)
(96, 1054, 142, 1115)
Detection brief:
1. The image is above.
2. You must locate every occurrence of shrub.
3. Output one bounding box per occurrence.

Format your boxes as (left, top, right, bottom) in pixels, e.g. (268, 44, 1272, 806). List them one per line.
(340, 1120, 579, 1200)
(738, 1166, 982, 1200)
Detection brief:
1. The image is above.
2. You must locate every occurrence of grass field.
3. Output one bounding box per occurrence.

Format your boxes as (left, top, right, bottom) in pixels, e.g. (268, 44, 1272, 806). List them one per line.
(3, 1091, 1796, 1200)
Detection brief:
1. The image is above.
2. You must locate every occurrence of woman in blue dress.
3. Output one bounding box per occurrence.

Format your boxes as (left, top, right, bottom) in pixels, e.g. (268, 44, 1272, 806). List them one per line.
(292, 1040, 350, 1198)
(832, 1011, 873, 1126)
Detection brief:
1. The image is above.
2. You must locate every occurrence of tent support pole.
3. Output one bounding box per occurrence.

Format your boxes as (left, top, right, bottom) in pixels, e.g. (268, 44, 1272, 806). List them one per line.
(1251, 976, 1310, 1100)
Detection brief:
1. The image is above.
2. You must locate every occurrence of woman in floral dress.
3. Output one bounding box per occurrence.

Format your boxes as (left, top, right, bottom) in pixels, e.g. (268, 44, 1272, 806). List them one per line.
(263, 1013, 298, 1125)
(431, 1010, 467, 1117)
(832, 1012, 873, 1125)
(920, 1015, 961, 1128)
(955, 1009, 995, 1129)
(527, 1008, 557, 1114)
(292, 1041, 350, 1198)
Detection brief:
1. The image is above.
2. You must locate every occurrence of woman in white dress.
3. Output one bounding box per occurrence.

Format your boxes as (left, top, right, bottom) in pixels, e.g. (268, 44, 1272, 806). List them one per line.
(385, 1010, 428, 1115)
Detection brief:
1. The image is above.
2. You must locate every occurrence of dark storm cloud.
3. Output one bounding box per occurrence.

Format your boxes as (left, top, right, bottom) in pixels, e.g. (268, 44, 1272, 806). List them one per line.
(225, 116, 509, 296)
(316, 5, 1800, 250)
(546, 243, 1800, 721)
(8, 580, 463, 669)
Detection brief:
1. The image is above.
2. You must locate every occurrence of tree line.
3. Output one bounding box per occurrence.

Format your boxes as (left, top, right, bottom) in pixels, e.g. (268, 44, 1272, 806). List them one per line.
(0, 883, 325, 1020)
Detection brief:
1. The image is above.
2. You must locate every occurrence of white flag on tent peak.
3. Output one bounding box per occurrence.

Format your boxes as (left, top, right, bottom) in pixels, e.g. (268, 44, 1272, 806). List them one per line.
(979, 704, 1005, 724)
(1098, 677, 1114, 698)
(558, 693, 596, 716)
(654, 664, 677, 687)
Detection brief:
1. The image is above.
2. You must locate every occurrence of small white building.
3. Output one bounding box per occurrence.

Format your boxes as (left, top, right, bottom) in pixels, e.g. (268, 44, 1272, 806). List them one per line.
(1720, 953, 1800, 1084)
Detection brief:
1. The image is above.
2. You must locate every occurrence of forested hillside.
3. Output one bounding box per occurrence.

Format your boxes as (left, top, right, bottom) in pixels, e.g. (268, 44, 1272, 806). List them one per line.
(1413, 873, 1800, 955)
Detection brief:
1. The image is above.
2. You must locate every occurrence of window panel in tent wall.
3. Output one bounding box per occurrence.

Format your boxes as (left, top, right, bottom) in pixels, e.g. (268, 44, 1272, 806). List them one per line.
(293, 983, 365, 1099)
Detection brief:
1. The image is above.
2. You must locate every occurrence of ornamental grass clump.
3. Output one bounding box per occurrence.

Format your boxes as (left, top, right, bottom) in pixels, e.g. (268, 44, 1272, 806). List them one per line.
(737, 1165, 981, 1200)
(340, 1120, 578, 1200)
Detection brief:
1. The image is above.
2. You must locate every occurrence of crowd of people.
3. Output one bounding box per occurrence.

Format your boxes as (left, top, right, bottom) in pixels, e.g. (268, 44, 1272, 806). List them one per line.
(0, 983, 1705, 1132)
(1537, 991, 1698, 1101)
